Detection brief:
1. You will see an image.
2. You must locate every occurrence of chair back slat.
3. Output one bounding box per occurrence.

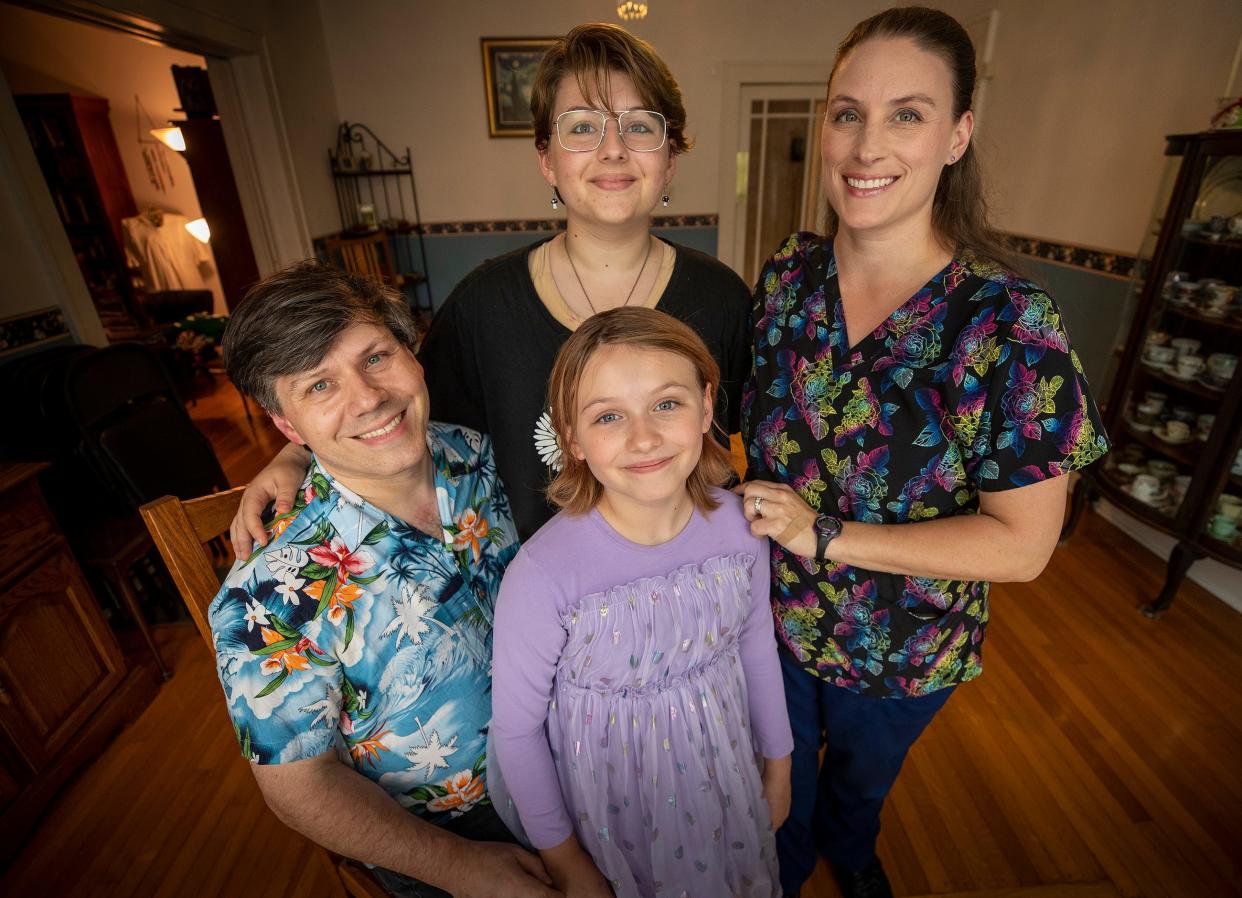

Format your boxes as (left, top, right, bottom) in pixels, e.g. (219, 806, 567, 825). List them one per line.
(140, 487, 246, 653)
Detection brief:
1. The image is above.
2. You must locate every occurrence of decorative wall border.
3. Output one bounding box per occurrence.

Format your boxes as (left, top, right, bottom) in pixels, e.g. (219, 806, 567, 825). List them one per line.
(416, 213, 718, 235)
(0, 306, 70, 357)
(1006, 232, 1142, 278)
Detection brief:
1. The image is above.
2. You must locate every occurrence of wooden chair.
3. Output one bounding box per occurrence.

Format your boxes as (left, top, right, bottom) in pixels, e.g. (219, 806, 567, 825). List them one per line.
(140, 488, 389, 898)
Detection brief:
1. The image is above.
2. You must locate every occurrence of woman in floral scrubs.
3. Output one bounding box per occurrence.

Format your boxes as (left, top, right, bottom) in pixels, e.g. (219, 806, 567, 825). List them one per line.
(737, 9, 1109, 898)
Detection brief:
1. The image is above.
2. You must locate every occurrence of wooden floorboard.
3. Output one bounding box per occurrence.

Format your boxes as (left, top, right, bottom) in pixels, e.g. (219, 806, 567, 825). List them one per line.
(0, 375, 1238, 897)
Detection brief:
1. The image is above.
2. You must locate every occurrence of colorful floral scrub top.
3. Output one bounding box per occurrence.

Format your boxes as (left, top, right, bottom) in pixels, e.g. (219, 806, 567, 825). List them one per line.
(742, 233, 1110, 699)
(210, 422, 518, 822)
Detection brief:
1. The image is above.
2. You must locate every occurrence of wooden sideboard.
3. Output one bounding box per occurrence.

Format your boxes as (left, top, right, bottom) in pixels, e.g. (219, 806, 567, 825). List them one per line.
(0, 462, 156, 866)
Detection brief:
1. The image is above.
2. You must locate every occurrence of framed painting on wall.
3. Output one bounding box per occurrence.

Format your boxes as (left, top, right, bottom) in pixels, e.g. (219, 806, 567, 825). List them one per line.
(480, 37, 556, 137)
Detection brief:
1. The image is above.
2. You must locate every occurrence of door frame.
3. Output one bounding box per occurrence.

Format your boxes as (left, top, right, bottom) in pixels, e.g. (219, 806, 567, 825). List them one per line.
(716, 62, 831, 278)
(5, 0, 313, 341)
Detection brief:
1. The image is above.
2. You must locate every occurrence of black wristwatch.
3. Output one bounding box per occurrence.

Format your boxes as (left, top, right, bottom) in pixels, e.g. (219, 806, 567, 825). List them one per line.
(812, 513, 843, 562)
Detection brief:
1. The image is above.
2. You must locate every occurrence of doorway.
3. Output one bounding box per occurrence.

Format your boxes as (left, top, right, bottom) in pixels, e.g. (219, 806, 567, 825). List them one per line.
(735, 84, 826, 286)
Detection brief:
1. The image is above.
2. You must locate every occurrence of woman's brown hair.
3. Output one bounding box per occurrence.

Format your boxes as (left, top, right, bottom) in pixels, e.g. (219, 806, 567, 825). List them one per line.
(530, 22, 692, 155)
(546, 308, 733, 515)
(824, 6, 1015, 269)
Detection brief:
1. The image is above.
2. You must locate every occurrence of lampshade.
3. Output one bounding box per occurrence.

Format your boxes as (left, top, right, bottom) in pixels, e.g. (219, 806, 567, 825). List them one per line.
(150, 127, 186, 151)
(185, 217, 210, 243)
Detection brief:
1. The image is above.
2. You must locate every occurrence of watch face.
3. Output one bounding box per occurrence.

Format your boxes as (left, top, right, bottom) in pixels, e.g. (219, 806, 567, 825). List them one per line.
(815, 514, 842, 538)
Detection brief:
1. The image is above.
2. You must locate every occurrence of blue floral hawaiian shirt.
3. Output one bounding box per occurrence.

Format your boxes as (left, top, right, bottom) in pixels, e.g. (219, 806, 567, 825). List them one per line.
(210, 422, 518, 823)
(743, 233, 1110, 698)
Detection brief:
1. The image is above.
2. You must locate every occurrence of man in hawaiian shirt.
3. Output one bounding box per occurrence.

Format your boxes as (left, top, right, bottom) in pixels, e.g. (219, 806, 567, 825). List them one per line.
(213, 262, 557, 898)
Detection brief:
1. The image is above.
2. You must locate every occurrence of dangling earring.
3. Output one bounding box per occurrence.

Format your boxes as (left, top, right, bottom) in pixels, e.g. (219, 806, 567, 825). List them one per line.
(662, 193, 670, 207)
(550, 192, 560, 210)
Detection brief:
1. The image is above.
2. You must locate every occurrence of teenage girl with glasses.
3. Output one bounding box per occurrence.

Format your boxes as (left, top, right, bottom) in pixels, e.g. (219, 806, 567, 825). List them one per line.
(230, 23, 752, 551)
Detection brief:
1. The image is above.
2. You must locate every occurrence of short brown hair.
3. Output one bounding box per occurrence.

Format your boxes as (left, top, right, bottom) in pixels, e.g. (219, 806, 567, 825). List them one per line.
(546, 307, 733, 515)
(222, 261, 419, 414)
(530, 23, 692, 155)
(825, 6, 1014, 269)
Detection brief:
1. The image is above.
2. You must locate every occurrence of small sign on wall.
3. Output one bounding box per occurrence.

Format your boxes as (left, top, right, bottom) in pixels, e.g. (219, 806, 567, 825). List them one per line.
(480, 37, 556, 138)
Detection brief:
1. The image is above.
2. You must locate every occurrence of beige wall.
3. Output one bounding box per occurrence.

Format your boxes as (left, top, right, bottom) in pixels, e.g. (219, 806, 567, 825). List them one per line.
(315, 0, 891, 229)
(971, 0, 1242, 253)
(0, 4, 229, 311)
(312, 0, 1241, 254)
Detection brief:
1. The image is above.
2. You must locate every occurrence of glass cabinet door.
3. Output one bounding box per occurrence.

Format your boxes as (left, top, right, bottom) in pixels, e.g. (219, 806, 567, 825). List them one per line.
(1106, 147, 1242, 527)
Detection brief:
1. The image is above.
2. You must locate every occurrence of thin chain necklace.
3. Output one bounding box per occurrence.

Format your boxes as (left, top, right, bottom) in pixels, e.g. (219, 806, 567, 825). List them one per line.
(562, 234, 654, 320)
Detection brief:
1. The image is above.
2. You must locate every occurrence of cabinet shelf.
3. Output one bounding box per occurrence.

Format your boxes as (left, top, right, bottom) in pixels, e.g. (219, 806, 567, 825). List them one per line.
(1162, 302, 1242, 332)
(1136, 361, 1226, 401)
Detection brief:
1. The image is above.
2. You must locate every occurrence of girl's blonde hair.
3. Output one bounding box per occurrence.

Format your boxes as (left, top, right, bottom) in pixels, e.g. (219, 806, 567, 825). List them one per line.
(546, 307, 734, 515)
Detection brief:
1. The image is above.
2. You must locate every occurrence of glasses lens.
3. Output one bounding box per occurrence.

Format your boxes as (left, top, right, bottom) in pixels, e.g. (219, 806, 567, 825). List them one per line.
(618, 110, 667, 152)
(557, 111, 605, 151)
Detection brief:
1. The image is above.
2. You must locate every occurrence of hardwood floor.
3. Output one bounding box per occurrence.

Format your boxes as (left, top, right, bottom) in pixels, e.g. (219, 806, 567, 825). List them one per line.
(3, 375, 1239, 897)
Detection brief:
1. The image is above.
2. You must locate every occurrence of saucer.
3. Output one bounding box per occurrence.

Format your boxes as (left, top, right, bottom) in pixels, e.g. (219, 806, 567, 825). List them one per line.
(1141, 360, 1175, 373)
(1167, 368, 1203, 382)
(1153, 426, 1193, 445)
(1125, 417, 1154, 433)
(1198, 307, 1229, 318)
(1197, 373, 1228, 391)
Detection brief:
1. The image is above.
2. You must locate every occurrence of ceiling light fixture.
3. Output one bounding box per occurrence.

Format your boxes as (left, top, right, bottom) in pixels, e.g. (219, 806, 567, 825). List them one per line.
(617, 2, 647, 21)
(150, 126, 185, 152)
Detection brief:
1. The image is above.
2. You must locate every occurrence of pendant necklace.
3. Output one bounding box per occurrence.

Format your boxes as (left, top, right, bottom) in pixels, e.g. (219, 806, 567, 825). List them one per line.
(561, 234, 654, 322)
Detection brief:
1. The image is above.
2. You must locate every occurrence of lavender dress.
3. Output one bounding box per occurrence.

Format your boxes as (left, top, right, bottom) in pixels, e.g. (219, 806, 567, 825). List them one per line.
(491, 490, 792, 898)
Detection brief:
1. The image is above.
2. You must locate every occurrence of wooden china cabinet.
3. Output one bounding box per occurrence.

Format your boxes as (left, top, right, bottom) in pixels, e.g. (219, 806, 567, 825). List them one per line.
(0, 463, 156, 866)
(1065, 129, 1242, 616)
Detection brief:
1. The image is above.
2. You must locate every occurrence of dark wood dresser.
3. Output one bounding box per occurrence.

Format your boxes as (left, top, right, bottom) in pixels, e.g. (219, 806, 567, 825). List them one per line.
(0, 462, 156, 866)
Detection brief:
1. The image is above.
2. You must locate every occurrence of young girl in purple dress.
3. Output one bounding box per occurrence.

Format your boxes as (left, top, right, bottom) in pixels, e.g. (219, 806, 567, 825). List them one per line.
(491, 308, 792, 898)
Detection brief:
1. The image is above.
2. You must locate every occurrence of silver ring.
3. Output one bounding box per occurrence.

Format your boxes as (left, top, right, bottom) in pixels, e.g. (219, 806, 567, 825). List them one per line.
(753, 495, 763, 517)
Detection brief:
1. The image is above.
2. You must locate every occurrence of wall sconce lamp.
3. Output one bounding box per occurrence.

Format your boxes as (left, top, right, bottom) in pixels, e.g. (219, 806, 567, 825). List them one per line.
(185, 217, 211, 243)
(150, 126, 186, 151)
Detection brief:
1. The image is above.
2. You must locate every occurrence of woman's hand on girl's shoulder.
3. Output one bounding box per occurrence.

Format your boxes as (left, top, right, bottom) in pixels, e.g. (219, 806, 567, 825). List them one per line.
(735, 482, 818, 559)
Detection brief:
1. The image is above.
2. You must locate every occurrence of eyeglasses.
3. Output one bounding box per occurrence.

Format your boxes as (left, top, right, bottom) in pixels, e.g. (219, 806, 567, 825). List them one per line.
(554, 109, 668, 153)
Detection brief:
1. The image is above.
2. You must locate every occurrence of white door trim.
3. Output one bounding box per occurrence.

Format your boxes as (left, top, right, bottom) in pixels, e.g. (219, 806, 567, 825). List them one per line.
(716, 61, 831, 276)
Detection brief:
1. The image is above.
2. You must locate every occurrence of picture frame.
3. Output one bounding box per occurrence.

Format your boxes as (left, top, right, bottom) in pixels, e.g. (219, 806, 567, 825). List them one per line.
(480, 37, 556, 138)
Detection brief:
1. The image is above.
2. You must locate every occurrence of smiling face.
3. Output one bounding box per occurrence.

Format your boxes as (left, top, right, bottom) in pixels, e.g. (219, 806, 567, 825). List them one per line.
(268, 322, 431, 490)
(568, 344, 712, 516)
(821, 36, 973, 242)
(539, 71, 676, 229)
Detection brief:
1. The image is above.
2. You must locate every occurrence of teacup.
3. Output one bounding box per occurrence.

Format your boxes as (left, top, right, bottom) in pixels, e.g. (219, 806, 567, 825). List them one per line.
(1170, 337, 1201, 357)
(1206, 284, 1237, 306)
(1146, 330, 1171, 346)
(1144, 345, 1176, 366)
(1170, 405, 1197, 423)
(1116, 462, 1143, 481)
(1208, 352, 1238, 382)
(1131, 473, 1162, 503)
(1201, 290, 1232, 313)
(1197, 413, 1216, 439)
(1146, 460, 1178, 482)
(1175, 281, 1201, 301)
(1219, 494, 1242, 522)
(1172, 475, 1192, 501)
(1208, 514, 1238, 541)
(1135, 400, 1162, 426)
(1162, 420, 1191, 442)
(1176, 355, 1206, 379)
